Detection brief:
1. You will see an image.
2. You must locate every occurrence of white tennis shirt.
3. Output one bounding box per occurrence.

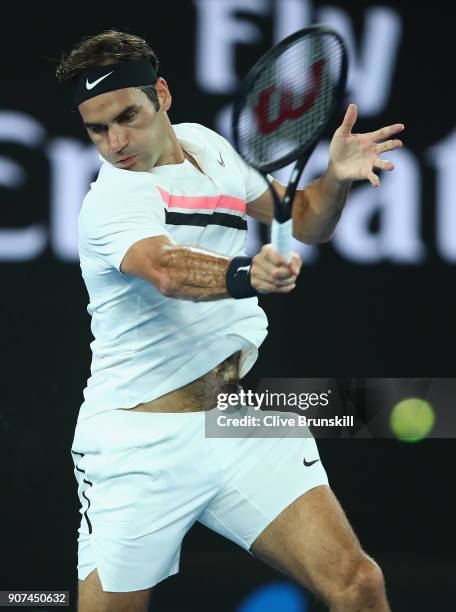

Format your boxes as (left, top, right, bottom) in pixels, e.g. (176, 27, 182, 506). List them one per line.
(77, 123, 269, 421)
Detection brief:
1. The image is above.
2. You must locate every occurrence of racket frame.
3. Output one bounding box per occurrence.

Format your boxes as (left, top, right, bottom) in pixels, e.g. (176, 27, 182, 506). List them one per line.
(232, 25, 348, 259)
(232, 24, 348, 174)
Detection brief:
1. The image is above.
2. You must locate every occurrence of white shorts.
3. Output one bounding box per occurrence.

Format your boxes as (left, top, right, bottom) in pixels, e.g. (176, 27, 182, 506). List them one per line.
(71, 408, 328, 592)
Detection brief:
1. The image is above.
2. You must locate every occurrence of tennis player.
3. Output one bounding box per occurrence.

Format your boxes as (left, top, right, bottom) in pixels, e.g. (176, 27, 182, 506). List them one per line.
(57, 30, 403, 612)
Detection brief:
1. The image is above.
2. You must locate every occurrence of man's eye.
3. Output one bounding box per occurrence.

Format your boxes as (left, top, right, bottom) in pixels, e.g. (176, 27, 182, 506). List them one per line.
(90, 126, 106, 134)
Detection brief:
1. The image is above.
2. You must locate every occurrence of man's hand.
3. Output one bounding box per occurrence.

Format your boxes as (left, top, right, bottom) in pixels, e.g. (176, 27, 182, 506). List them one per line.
(250, 245, 302, 294)
(328, 103, 404, 187)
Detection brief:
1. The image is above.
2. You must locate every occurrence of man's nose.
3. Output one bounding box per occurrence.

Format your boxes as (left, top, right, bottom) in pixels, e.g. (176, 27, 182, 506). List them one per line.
(108, 125, 128, 153)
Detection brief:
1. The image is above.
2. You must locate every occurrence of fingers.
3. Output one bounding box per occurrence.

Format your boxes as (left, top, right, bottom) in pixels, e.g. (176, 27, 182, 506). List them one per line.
(374, 158, 394, 171)
(256, 278, 297, 294)
(289, 253, 302, 276)
(257, 282, 296, 294)
(372, 123, 404, 142)
(337, 103, 358, 137)
(251, 245, 302, 294)
(257, 244, 288, 268)
(369, 157, 396, 187)
(367, 171, 380, 187)
(375, 139, 403, 154)
(252, 265, 297, 293)
(255, 256, 294, 281)
(252, 263, 296, 287)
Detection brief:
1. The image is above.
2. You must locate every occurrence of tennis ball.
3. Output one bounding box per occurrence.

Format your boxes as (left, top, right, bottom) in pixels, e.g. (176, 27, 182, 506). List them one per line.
(389, 398, 435, 443)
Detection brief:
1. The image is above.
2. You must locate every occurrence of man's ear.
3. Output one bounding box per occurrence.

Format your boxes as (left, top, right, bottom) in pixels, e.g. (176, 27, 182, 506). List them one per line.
(156, 77, 172, 112)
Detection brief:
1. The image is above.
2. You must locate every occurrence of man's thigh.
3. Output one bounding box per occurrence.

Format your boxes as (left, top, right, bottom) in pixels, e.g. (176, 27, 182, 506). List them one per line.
(78, 570, 152, 612)
(199, 428, 329, 550)
(250, 484, 372, 601)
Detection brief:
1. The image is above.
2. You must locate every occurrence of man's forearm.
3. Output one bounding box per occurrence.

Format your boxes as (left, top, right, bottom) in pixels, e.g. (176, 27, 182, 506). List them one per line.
(158, 246, 230, 301)
(154, 243, 299, 301)
(292, 165, 351, 244)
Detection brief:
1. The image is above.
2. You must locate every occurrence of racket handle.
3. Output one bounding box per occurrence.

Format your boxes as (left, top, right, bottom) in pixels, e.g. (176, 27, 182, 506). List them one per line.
(271, 218, 293, 262)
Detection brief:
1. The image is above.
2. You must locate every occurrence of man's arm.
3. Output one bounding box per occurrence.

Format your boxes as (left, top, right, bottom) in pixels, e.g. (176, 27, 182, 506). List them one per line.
(120, 235, 301, 301)
(247, 104, 404, 244)
(247, 171, 350, 244)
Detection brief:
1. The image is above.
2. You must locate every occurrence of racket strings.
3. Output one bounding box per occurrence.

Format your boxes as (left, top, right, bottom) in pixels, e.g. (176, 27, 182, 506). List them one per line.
(237, 32, 345, 169)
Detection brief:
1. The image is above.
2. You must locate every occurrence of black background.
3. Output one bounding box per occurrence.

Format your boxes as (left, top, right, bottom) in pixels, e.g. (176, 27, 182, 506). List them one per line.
(1, 1, 455, 610)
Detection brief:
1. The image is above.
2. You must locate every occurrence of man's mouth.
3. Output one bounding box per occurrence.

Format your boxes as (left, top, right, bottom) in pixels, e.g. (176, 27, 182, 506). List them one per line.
(117, 155, 137, 167)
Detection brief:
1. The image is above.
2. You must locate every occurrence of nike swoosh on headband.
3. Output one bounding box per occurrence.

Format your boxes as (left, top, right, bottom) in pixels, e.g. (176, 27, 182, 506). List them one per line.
(86, 71, 114, 90)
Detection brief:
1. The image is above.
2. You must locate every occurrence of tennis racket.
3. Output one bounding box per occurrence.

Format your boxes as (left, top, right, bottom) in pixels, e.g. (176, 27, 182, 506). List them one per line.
(232, 25, 348, 261)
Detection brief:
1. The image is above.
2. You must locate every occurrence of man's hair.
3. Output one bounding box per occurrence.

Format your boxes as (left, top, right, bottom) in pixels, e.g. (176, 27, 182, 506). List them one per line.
(56, 29, 160, 110)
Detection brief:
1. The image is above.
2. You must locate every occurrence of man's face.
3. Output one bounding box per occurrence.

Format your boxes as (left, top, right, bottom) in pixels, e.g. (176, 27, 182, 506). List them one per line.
(79, 85, 168, 172)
